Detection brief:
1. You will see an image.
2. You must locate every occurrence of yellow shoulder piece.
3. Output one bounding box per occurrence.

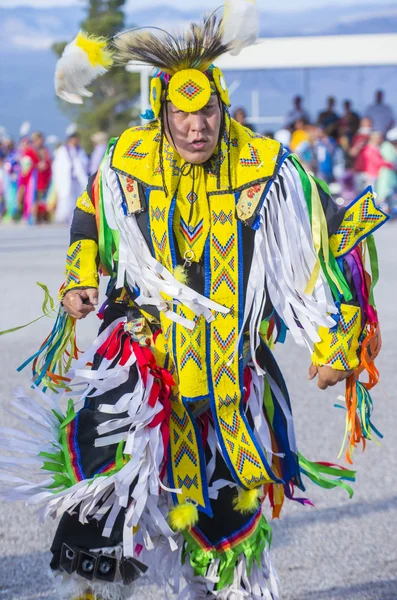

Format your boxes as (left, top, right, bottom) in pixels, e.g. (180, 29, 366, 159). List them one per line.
(76, 190, 95, 215)
(329, 188, 388, 258)
(312, 304, 361, 371)
(229, 120, 282, 191)
(111, 122, 163, 187)
(60, 239, 99, 299)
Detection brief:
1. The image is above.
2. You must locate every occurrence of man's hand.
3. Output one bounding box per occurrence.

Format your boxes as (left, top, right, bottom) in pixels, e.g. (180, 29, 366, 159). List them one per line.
(308, 364, 353, 390)
(62, 288, 98, 319)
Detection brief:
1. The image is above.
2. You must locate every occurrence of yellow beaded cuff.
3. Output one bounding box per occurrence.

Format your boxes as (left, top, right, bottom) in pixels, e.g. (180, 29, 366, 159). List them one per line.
(312, 304, 362, 371)
(329, 188, 388, 258)
(60, 239, 99, 299)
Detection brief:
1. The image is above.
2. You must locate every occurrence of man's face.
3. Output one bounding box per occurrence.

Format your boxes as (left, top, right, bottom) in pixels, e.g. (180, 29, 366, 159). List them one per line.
(164, 96, 222, 165)
(68, 135, 80, 148)
(32, 135, 43, 149)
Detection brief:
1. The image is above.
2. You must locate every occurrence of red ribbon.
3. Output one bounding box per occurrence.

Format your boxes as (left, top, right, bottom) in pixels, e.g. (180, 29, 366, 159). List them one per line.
(97, 324, 175, 481)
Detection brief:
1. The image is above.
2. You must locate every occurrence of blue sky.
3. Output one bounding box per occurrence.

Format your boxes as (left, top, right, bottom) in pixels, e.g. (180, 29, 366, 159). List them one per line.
(0, 0, 378, 10)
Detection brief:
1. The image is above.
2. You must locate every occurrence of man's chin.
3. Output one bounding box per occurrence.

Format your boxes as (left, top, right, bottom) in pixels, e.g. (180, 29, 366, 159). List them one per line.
(182, 150, 213, 165)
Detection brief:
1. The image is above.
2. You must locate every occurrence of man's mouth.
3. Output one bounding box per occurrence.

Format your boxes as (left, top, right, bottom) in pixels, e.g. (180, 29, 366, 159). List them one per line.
(191, 139, 207, 150)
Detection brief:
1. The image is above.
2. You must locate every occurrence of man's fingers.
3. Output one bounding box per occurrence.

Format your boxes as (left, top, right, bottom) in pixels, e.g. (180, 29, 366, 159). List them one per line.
(308, 364, 318, 380)
(317, 378, 328, 390)
(86, 288, 99, 306)
(62, 290, 96, 320)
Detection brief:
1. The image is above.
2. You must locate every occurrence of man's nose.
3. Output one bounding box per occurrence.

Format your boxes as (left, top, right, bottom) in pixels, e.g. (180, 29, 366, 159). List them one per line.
(190, 112, 206, 131)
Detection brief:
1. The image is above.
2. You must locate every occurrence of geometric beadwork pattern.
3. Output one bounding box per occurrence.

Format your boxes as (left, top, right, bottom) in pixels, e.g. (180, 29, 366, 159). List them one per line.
(208, 195, 276, 489)
(329, 188, 388, 258)
(123, 139, 148, 160)
(177, 79, 205, 101)
(147, 187, 210, 400)
(312, 304, 362, 371)
(62, 239, 99, 298)
(179, 217, 203, 247)
(239, 143, 261, 167)
(169, 401, 207, 508)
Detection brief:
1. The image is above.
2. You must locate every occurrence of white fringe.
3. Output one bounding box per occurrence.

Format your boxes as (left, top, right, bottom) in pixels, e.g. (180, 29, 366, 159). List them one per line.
(0, 386, 65, 500)
(53, 571, 135, 600)
(243, 159, 337, 374)
(0, 320, 178, 557)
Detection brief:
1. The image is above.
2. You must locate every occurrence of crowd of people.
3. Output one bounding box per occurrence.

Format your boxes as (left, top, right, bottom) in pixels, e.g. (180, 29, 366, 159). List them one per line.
(234, 89, 397, 211)
(0, 130, 108, 225)
(279, 90, 397, 208)
(1, 89, 396, 226)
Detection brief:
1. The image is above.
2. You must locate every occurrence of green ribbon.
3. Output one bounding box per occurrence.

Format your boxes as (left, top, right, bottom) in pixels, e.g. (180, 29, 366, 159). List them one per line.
(366, 234, 379, 307)
(299, 453, 356, 498)
(98, 138, 119, 276)
(0, 282, 57, 336)
(290, 156, 352, 302)
(183, 515, 272, 590)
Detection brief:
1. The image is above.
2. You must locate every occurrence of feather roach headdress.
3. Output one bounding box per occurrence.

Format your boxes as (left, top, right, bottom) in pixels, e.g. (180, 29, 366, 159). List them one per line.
(54, 0, 259, 109)
(113, 15, 229, 75)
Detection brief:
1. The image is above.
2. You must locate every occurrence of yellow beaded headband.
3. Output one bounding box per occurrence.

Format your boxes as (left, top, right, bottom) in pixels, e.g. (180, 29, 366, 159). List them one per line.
(150, 66, 230, 118)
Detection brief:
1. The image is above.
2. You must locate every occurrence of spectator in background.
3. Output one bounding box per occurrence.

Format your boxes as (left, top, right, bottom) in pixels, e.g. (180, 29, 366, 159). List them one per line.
(290, 118, 309, 152)
(1, 139, 19, 222)
(232, 107, 255, 131)
(317, 96, 340, 139)
(90, 131, 108, 175)
(339, 100, 360, 143)
(274, 128, 291, 151)
(354, 131, 394, 192)
(290, 119, 316, 172)
(53, 132, 89, 224)
(313, 127, 334, 183)
(18, 136, 39, 224)
(350, 117, 373, 188)
(284, 95, 309, 129)
(365, 90, 394, 136)
(377, 127, 397, 205)
(31, 131, 52, 223)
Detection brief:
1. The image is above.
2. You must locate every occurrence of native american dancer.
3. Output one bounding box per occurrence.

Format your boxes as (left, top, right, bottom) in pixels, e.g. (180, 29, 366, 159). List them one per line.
(0, 7, 388, 600)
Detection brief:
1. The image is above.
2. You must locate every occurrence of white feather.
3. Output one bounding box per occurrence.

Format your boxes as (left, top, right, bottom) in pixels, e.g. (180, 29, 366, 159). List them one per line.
(55, 37, 110, 105)
(222, 0, 260, 56)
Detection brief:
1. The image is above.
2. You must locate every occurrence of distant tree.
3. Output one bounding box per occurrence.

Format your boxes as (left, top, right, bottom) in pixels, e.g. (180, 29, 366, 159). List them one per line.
(53, 0, 140, 151)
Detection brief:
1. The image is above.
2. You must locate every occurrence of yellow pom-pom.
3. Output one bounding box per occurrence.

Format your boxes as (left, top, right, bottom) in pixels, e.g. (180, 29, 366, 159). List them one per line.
(233, 488, 261, 514)
(76, 31, 113, 69)
(173, 265, 189, 286)
(169, 502, 199, 531)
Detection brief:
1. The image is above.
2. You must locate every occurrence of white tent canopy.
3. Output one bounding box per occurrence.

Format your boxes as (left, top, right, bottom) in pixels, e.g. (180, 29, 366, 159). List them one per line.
(126, 33, 397, 124)
(217, 34, 397, 71)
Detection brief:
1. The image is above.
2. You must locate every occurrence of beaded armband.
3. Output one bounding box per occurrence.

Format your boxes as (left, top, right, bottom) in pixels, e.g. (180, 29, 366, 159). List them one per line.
(76, 190, 96, 215)
(312, 305, 362, 371)
(59, 239, 99, 300)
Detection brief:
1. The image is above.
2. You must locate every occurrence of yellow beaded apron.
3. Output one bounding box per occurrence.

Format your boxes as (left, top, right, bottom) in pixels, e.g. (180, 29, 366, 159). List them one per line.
(147, 154, 279, 515)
